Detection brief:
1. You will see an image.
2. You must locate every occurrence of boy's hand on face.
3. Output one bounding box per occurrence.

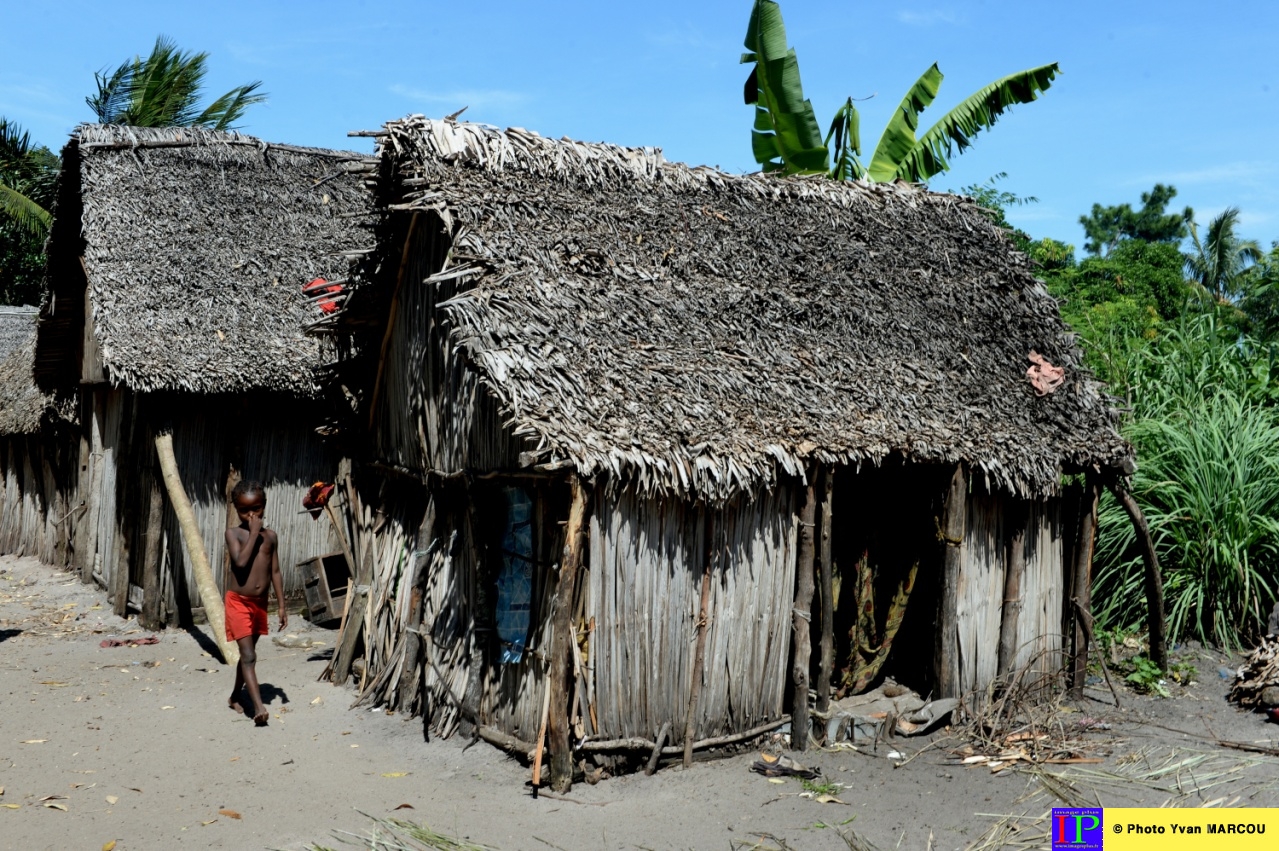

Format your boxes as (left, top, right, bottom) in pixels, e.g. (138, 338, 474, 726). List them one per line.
(247, 513, 263, 538)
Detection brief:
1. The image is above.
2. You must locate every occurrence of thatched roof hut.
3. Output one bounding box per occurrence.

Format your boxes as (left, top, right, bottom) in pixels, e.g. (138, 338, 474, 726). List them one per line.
(32, 124, 376, 627)
(348, 117, 1129, 500)
(0, 307, 51, 435)
(36, 124, 373, 395)
(323, 117, 1135, 790)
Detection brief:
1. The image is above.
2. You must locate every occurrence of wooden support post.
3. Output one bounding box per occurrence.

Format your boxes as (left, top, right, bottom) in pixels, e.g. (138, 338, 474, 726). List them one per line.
(110, 396, 138, 618)
(1070, 479, 1100, 698)
(396, 495, 436, 713)
(816, 467, 835, 719)
(331, 474, 375, 686)
(936, 465, 968, 699)
(683, 507, 715, 768)
(548, 475, 592, 793)
(139, 466, 165, 631)
(154, 431, 238, 666)
(647, 722, 671, 776)
(1109, 483, 1167, 671)
(790, 470, 818, 751)
(997, 501, 1028, 678)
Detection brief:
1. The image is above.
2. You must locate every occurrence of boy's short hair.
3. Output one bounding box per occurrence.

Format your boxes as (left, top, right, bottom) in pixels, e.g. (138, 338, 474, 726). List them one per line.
(232, 479, 266, 504)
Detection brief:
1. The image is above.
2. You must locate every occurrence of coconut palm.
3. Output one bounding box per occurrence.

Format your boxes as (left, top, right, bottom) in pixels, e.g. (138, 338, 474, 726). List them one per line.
(1185, 208, 1262, 303)
(742, 0, 1058, 182)
(87, 36, 265, 130)
(0, 118, 58, 237)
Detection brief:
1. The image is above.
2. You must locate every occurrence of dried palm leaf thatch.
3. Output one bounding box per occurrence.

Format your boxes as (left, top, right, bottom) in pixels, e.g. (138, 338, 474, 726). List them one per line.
(0, 308, 71, 434)
(355, 116, 1130, 500)
(37, 124, 376, 396)
(1228, 635, 1279, 709)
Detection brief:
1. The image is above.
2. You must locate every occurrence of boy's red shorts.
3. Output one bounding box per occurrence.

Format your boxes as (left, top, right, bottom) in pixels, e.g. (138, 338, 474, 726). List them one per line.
(224, 590, 269, 642)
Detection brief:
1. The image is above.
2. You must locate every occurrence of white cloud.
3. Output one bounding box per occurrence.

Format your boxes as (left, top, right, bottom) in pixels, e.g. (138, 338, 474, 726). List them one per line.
(389, 84, 528, 111)
(1131, 161, 1277, 187)
(896, 10, 961, 26)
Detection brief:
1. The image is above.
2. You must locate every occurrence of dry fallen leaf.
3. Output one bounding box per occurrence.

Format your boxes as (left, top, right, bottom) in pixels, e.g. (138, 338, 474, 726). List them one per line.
(766, 778, 786, 785)
(42, 801, 68, 811)
(218, 808, 241, 820)
(20, 739, 47, 744)
(228, 757, 240, 762)
(310, 696, 323, 705)
(394, 803, 414, 810)
(814, 794, 846, 805)
(161, 706, 174, 711)
(200, 819, 217, 826)
(105, 795, 118, 805)
(40, 681, 68, 687)
(103, 841, 117, 851)
(0, 785, 4, 795)
(2, 804, 20, 810)
(381, 772, 407, 778)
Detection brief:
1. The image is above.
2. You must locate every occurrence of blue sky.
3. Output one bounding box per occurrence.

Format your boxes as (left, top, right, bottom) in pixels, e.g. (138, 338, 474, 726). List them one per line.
(4, 1, 1276, 252)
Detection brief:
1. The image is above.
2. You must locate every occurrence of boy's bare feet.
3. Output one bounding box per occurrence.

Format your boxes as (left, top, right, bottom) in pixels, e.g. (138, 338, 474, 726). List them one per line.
(253, 706, 269, 726)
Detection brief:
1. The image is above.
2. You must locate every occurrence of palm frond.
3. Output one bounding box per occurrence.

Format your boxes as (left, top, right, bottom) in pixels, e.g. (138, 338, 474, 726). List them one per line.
(197, 82, 267, 131)
(866, 63, 943, 183)
(0, 183, 52, 237)
(875, 63, 1059, 183)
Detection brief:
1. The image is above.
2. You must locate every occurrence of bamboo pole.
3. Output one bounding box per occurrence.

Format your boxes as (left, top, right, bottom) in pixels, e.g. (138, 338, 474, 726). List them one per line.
(996, 501, 1028, 677)
(1070, 479, 1100, 698)
(154, 431, 238, 666)
(532, 673, 552, 788)
(549, 475, 592, 793)
(936, 465, 967, 699)
(1109, 483, 1168, 670)
(816, 467, 835, 719)
(790, 471, 818, 751)
(683, 508, 715, 768)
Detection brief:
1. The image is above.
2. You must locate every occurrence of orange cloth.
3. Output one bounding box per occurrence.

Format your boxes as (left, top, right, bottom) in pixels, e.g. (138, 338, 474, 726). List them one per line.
(224, 590, 269, 642)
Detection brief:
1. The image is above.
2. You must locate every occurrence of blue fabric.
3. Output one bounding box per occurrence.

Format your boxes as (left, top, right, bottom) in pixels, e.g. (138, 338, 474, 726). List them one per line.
(495, 486, 534, 664)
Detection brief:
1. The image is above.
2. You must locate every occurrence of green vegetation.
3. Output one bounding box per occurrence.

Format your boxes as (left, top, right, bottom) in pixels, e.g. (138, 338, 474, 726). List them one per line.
(742, 0, 1057, 182)
(0, 37, 264, 305)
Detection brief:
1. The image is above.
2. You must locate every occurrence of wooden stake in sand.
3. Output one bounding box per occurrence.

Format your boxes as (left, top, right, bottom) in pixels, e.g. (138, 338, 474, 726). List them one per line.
(154, 432, 239, 666)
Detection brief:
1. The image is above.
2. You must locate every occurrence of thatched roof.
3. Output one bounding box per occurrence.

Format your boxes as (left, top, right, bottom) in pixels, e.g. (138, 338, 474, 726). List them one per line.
(36, 125, 375, 396)
(359, 116, 1130, 498)
(0, 308, 60, 434)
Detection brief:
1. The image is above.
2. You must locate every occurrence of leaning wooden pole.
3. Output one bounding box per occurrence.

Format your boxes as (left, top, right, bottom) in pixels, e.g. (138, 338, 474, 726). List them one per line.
(816, 467, 835, 720)
(548, 475, 592, 793)
(996, 501, 1028, 678)
(1070, 479, 1100, 698)
(1109, 483, 1168, 670)
(154, 432, 238, 666)
(935, 465, 967, 699)
(683, 508, 716, 768)
(790, 470, 818, 751)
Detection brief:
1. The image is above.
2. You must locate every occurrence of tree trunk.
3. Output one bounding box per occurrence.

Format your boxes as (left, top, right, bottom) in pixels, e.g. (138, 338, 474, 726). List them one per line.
(1110, 484, 1167, 670)
(549, 475, 592, 793)
(154, 431, 238, 666)
(936, 465, 967, 698)
(790, 471, 818, 751)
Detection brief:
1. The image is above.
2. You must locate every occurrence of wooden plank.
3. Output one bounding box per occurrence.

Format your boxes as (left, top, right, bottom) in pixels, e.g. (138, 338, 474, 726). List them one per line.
(997, 500, 1028, 678)
(1070, 479, 1100, 698)
(816, 467, 834, 718)
(682, 507, 715, 767)
(548, 475, 592, 793)
(936, 465, 968, 699)
(140, 445, 165, 631)
(790, 472, 817, 751)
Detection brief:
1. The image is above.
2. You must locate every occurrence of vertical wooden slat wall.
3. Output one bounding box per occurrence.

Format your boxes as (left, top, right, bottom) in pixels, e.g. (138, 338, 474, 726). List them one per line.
(1015, 498, 1066, 681)
(956, 492, 1006, 697)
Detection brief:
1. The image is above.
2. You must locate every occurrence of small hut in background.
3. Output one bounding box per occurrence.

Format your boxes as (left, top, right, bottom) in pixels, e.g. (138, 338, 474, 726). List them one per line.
(319, 116, 1133, 788)
(32, 124, 375, 625)
(0, 306, 77, 565)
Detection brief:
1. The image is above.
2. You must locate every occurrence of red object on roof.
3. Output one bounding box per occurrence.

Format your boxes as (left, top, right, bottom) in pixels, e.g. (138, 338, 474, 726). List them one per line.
(303, 277, 343, 315)
(302, 481, 336, 520)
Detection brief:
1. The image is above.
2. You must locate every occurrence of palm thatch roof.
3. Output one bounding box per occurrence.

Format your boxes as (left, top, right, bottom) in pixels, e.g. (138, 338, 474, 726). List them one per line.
(0, 307, 63, 435)
(355, 116, 1129, 498)
(36, 124, 375, 396)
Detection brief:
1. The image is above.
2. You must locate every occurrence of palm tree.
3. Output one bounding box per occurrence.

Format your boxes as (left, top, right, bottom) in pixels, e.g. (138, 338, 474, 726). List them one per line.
(0, 118, 58, 238)
(1185, 208, 1262, 303)
(742, 0, 1058, 182)
(87, 36, 266, 130)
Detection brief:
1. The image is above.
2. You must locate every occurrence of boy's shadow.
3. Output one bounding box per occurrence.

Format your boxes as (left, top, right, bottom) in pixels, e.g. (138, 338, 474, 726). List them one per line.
(231, 683, 290, 717)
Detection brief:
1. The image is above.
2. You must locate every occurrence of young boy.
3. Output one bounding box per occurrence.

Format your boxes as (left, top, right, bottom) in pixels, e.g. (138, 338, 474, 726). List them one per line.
(223, 480, 287, 725)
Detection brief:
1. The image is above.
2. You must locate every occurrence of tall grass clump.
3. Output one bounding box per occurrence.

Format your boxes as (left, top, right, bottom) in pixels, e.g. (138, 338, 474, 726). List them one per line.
(1094, 314, 1279, 648)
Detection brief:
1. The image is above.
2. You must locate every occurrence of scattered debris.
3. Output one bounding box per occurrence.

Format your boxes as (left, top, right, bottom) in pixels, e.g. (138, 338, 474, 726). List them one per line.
(1228, 636, 1279, 709)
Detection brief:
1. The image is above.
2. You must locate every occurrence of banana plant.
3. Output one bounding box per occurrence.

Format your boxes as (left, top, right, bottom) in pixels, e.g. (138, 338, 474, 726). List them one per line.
(743, 0, 1060, 183)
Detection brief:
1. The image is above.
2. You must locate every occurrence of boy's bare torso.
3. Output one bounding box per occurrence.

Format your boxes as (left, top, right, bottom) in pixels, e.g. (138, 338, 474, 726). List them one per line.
(226, 526, 277, 597)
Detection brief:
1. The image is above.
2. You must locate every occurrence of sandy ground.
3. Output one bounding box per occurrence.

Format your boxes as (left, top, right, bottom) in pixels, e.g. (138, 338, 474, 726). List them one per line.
(2, 553, 1278, 851)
